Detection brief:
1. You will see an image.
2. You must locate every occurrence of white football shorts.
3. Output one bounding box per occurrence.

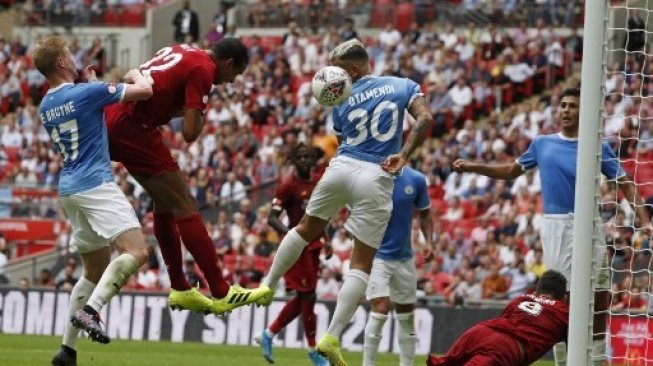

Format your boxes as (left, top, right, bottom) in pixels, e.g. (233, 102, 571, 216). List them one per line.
(540, 214, 609, 291)
(306, 155, 394, 249)
(60, 182, 141, 254)
(366, 257, 417, 304)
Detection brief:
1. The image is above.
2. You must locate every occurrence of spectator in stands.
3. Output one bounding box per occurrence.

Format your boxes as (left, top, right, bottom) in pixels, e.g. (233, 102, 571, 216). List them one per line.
(378, 22, 402, 48)
(316, 268, 340, 300)
(184, 258, 206, 289)
(205, 20, 224, 46)
(55, 263, 78, 290)
(213, 2, 229, 36)
(449, 77, 473, 119)
(240, 256, 264, 286)
(221, 172, 247, 202)
(504, 260, 536, 299)
(449, 269, 482, 306)
(214, 224, 233, 256)
(340, 17, 358, 41)
(137, 262, 159, 290)
(172, 0, 199, 43)
(39, 268, 55, 287)
(254, 229, 275, 258)
(422, 260, 452, 296)
(626, 9, 646, 55)
(87, 37, 105, 77)
(18, 277, 29, 289)
(528, 247, 547, 278)
(482, 264, 508, 299)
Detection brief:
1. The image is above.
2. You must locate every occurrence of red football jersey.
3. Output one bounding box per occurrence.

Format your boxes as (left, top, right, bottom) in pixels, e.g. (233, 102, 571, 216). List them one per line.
(482, 294, 569, 364)
(272, 172, 322, 250)
(107, 44, 215, 127)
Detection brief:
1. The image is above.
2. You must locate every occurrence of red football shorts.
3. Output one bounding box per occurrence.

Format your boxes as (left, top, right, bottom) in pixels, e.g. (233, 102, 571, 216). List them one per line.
(283, 243, 321, 293)
(105, 109, 179, 177)
(427, 325, 522, 366)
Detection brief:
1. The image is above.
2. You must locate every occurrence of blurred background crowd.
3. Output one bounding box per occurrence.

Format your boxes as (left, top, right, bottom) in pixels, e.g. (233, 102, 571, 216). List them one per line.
(1, 0, 652, 313)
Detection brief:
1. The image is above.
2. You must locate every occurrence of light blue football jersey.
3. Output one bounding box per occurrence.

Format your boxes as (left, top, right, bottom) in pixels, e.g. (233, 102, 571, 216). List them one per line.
(332, 75, 423, 163)
(40, 82, 125, 196)
(517, 133, 626, 214)
(376, 167, 431, 261)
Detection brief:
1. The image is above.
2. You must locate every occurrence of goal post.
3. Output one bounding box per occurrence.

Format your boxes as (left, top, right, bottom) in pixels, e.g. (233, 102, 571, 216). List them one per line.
(569, 0, 610, 365)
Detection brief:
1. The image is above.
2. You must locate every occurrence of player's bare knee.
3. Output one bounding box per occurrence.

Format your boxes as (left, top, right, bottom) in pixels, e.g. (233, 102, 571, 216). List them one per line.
(371, 298, 391, 314)
(114, 229, 150, 265)
(296, 215, 327, 241)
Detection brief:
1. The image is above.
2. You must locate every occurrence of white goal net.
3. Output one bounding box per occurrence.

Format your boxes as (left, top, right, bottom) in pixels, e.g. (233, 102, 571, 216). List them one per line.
(599, 0, 653, 365)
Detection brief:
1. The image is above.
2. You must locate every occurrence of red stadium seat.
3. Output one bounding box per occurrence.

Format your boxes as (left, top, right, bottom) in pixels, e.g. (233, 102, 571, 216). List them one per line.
(102, 9, 121, 25)
(395, 3, 414, 33)
(122, 7, 145, 26)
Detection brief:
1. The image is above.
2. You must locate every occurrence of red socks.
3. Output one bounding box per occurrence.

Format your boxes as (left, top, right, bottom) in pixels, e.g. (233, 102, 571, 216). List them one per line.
(176, 214, 229, 298)
(269, 296, 301, 334)
(300, 294, 317, 347)
(153, 212, 190, 291)
(268, 293, 317, 347)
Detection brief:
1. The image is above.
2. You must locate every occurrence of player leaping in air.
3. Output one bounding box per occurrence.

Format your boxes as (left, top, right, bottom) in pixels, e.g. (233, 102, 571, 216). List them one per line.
(255, 39, 434, 366)
(428, 270, 569, 366)
(254, 143, 329, 366)
(104, 37, 268, 315)
(32, 36, 154, 366)
(453, 87, 651, 365)
(362, 166, 433, 366)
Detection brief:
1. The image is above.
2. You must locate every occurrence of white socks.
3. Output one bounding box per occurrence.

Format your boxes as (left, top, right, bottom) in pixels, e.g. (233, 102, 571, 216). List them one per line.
(396, 312, 416, 366)
(63, 277, 96, 349)
(553, 342, 567, 366)
(326, 269, 369, 338)
(87, 254, 140, 312)
(363, 312, 388, 366)
(262, 229, 308, 289)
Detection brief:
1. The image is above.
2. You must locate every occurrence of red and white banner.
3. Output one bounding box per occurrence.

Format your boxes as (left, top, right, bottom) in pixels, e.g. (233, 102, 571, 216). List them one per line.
(0, 218, 64, 241)
(609, 315, 653, 365)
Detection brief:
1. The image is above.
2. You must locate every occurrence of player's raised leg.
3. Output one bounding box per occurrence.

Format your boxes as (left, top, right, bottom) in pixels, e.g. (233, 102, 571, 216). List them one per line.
(259, 215, 330, 302)
(135, 170, 268, 314)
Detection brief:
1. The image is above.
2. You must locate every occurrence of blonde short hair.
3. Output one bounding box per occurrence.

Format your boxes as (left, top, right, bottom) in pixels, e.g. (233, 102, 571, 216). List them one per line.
(32, 35, 68, 77)
(329, 38, 368, 63)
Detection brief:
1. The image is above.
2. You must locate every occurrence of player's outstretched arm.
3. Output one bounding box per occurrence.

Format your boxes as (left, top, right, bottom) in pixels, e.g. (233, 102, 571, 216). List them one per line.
(182, 108, 204, 143)
(122, 69, 153, 102)
(617, 175, 651, 231)
(452, 159, 524, 180)
(381, 96, 433, 173)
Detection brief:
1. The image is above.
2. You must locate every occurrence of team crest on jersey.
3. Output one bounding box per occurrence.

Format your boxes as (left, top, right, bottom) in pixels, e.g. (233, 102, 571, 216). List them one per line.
(404, 185, 414, 195)
(107, 83, 117, 94)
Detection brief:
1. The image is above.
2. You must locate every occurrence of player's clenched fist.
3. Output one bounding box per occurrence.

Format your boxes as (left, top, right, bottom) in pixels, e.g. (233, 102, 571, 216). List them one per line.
(123, 68, 145, 84)
(452, 159, 472, 173)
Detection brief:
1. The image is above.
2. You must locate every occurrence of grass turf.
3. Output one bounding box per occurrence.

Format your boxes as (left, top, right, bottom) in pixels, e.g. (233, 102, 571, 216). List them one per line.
(0, 333, 555, 366)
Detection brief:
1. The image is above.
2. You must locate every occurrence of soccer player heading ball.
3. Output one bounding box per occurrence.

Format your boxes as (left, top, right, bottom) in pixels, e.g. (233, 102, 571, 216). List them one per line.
(255, 38, 434, 366)
(104, 38, 269, 315)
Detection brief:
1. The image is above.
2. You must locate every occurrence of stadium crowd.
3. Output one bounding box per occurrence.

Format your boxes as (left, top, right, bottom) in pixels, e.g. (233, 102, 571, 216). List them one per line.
(1, 7, 652, 312)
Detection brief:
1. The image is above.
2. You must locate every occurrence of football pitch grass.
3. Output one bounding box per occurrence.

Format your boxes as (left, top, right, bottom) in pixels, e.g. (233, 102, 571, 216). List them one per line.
(0, 333, 555, 366)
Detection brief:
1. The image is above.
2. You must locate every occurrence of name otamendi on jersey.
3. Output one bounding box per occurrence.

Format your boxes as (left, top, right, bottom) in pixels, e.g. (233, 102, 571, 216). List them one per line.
(332, 75, 423, 164)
